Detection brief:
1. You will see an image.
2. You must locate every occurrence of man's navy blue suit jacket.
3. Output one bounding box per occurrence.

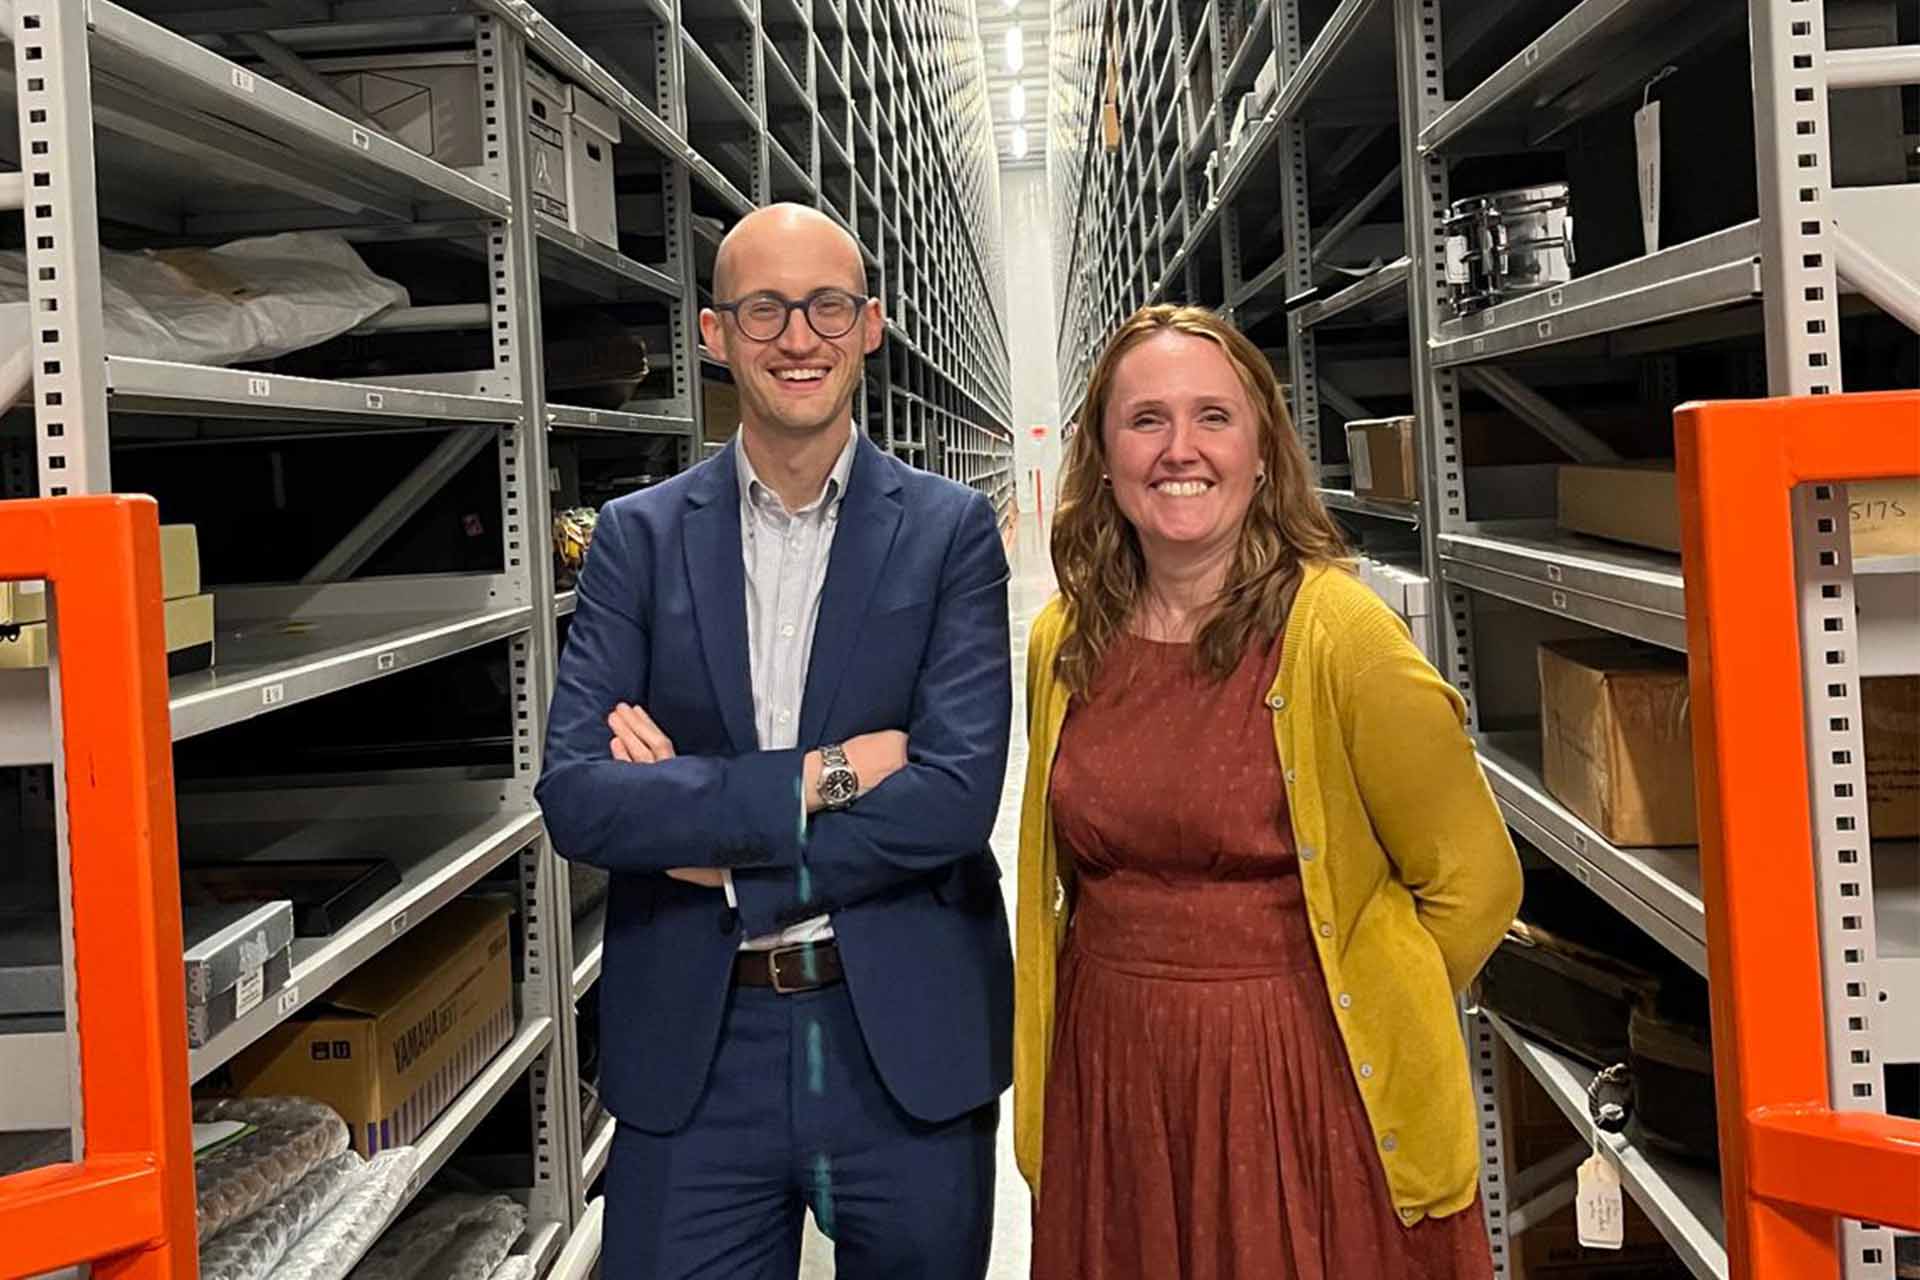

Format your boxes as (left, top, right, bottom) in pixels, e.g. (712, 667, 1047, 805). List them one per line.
(536, 433, 1016, 1134)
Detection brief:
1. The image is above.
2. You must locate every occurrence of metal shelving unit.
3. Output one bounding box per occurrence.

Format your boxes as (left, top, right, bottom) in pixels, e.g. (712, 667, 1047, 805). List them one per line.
(1053, 0, 1919, 1277)
(1, 0, 1012, 1269)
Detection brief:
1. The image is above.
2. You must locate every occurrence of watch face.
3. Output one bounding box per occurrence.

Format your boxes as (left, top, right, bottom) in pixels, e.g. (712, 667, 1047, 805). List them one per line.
(821, 769, 859, 806)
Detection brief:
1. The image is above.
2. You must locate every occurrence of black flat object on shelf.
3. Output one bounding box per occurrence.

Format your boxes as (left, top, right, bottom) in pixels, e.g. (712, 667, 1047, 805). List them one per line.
(180, 859, 402, 938)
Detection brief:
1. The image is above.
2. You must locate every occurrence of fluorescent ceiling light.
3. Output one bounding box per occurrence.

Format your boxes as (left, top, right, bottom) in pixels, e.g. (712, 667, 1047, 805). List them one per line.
(1008, 83, 1026, 121)
(1004, 26, 1023, 73)
(1011, 124, 1029, 159)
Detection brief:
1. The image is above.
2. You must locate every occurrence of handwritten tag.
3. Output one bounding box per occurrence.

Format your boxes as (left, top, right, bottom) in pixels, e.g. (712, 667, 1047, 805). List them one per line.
(1576, 1153, 1625, 1249)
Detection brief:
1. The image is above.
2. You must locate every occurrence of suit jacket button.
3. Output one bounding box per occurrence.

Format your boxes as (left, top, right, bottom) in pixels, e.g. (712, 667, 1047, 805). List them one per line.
(718, 908, 738, 934)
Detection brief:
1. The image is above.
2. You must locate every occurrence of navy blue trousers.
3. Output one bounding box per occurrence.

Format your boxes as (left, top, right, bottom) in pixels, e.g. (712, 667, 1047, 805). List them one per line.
(604, 980, 999, 1279)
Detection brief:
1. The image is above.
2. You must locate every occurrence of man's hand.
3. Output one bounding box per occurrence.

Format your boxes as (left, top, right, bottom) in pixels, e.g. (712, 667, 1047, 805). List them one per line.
(665, 867, 727, 887)
(608, 702, 675, 763)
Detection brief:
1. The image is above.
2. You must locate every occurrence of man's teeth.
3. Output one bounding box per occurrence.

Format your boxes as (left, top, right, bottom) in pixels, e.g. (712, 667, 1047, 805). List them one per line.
(775, 368, 827, 382)
(1154, 480, 1213, 497)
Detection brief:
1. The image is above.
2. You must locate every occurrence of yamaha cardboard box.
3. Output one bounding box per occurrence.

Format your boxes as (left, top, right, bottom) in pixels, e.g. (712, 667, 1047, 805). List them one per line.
(0, 524, 200, 627)
(224, 898, 513, 1156)
(0, 593, 214, 675)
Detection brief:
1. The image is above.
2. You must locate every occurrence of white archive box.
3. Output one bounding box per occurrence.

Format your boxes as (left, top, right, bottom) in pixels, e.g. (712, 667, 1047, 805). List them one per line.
(564, 84, 623, 250)
(1359, 558, 1433, 660)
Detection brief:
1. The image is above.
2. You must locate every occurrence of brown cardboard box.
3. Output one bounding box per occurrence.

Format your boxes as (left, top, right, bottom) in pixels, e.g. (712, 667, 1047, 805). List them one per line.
(1540, 640, 1697, 847)
(1542, 641, 1919, 843)
(0, 524, 200, 627)
(1560, 465, 1920, 561)
(700, 376, 741, 444)
(225, 898, 514, 1157)
(1557, 464, 1682, 555)
(0, 593, 214, 675)
(1346, 417, 1418, 504)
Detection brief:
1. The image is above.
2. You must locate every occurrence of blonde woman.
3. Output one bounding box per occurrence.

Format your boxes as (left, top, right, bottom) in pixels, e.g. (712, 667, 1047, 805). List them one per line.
(1015, 306, 1521, 1279)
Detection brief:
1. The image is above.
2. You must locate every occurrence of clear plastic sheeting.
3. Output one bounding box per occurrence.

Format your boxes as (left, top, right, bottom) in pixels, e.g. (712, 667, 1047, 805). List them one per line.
(273, 1147, 417, 1280)
(195, 1097, 352, 1244)
(0, 231, 409, 370)
(485, 1258, 533, 1280)
(348, 1191, 527, 1280)
(199, 1151, 364, 1280)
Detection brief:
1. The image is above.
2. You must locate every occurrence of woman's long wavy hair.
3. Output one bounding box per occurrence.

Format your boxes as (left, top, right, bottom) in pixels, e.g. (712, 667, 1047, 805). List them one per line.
(1051, 305, 1351, 694)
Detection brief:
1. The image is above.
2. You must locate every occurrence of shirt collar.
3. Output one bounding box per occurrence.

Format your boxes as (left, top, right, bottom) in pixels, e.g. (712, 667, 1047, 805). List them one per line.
(735, 422, 858, 517)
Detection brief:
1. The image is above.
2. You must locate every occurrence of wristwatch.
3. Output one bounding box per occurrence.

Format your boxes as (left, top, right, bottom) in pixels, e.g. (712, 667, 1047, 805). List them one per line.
(816, 743, 860, 811)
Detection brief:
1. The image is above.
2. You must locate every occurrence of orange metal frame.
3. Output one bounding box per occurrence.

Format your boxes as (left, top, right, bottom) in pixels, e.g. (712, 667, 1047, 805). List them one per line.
(1676, 390, 1920, 1279)
(0, 496, 196, 1279)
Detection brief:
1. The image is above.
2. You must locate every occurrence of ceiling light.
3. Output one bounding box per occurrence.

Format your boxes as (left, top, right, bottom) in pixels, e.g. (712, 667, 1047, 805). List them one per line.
(1011, 124, 1029, 159)
(1008, 83, 1026, 121)
(1003, 25, 1023, 73)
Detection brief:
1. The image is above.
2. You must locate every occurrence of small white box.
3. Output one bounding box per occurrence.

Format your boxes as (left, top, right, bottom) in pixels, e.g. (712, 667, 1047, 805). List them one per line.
(524, 61, 571, 227)
(1253, 55, 1279, 113)
(1359, 557, 1433, 659)
(564, 84, 622, 250)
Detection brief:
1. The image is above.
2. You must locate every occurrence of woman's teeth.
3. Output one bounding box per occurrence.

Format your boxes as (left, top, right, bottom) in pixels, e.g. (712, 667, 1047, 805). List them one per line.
(1154, 480, 1212, 497)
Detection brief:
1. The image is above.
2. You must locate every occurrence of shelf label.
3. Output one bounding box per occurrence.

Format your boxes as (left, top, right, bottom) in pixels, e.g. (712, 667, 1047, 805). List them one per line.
(262, 683, 286, 707)
(351, 129, 372, 151)
(365, 392, 385, 410)
(391, 910, 409, 936)
(1576, 1154, 1625, 1249)
(231, 68, 256, 94)
(248, 377, 271, 398)
(377, 651, 397, 672)
(1552, 590, 1569, 611)
(276, 985, 301, 1017)
(1547, 288, 1565, 309)
(1536, 320, 1554, 340)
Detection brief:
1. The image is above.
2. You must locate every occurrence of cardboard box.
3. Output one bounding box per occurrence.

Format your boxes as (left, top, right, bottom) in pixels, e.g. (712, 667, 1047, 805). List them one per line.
(1557, 463, 1682, 554)
(700, 377, 740, 444)
(1346, 417, 1418, 505)
(226, 898, 514, 1157)
(0, 592, 214, 675)
(1, 524, 199, 626)
(563, 84, 621, 250)
(523, 60, 572, 227)
(1540, 639, 1698, 847)
(1544, 641, 1919, 843)
(187, 947, 291, 1049)
(184, 901, 295, 1006)
(1562, 465, 1920, 561)
(1467, 464, 1559, 521)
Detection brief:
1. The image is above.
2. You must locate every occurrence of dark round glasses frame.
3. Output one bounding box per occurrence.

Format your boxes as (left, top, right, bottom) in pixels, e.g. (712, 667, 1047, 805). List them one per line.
(710, 288, 870, 342)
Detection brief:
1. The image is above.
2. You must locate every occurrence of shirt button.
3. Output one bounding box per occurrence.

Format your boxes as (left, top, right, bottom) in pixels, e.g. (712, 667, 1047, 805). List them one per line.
(780, 623, 797, 638)
(1381, 1134, 1397, 1153)
(1267, 693, 1286, 710)
(1319, 922, 1334, 939)
(1359, 1063, 1374, 1078)
(777, 709, 792, 724)
(1338, 993, 1352, 1009)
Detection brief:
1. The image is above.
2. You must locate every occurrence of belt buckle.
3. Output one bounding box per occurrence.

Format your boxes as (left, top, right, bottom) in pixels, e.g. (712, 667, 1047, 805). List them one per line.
(768, 943, 818, 995)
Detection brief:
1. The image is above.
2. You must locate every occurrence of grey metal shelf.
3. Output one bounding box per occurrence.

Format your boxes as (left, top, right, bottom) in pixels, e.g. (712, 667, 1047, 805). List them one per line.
(105, 359, 526, 426)
(1438, 528, 1687, 651)
(536, 224, 685, 303)
(186, 805, 545, 1081)
(1296, 258, 1412, 330)
(548, 405, 696, 436)
(1430, 223, 1763, 367)
(1477, 732, 1707, 976)
(1482, 1013, 1728, 1280)
(1317, 486, 1420, 524)
(582, 1112, 615, 1187)
(571, 902, 606, 1003)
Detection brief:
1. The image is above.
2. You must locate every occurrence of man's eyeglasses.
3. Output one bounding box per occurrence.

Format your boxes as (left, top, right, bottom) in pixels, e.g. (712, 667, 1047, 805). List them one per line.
(711, 288, 869, 342)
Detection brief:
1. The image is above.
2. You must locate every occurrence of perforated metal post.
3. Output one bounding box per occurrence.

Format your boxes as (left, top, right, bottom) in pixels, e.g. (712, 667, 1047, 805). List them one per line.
(1274, 0, 1319, 471)
(1748, 3, 1890, 1273)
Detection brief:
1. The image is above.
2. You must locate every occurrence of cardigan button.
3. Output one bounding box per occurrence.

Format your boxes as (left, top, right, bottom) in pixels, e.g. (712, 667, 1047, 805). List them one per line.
(1338, 992, 1352, 1009)
(1267, 693, 1286, 710)
(1359, 1062, 1374, 1079)
(1299, 846, 1316, 862)
(1400, 1208, 1418, 1223)
(1319, 922, 1334, 939)
(1381, 1133, 1397, 1153)
(1284, 769, 1297, 785)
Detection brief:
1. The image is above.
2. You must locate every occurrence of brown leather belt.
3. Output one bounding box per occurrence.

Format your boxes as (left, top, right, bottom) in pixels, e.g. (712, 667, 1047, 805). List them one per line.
(733, 940, 844, 993)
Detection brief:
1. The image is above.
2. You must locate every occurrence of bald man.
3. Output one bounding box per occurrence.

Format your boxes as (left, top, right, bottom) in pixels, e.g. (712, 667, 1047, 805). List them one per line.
(538, 203, 1014, 1278)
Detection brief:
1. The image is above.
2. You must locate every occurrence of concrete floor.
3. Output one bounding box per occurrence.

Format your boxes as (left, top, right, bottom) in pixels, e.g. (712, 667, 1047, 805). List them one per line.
(798, 510, 1056, 1279)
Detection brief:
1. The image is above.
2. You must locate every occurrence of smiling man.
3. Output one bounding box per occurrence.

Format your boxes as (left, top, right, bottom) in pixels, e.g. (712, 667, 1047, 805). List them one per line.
(536, 203, 1014, 1279)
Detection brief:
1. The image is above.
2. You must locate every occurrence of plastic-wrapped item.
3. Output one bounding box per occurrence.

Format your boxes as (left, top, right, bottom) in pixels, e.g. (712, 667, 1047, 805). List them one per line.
(348, 1192, 525, 1280)
(0, 232, 407, 369)
(273, 1148, 416, 1280)
(195, 1097, 351, 1244)
(486, 1257, 533, 1280)
(199, 1152, 363, 1280)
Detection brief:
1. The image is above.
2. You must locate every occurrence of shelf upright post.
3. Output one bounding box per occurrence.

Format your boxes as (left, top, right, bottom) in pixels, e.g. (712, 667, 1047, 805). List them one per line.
(474, 13, 579, 1232)
(658, 10, 701, 464)
(1392, 0, 1505, 1275)
(1274, 0, 1319, 472)
(1747, 2, 1895, 1276)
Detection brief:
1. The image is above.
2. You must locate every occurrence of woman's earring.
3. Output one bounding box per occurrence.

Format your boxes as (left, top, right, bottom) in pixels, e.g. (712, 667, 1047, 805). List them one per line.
(1256, 471, 1269, 487)
(1100, 473, 1112, 487)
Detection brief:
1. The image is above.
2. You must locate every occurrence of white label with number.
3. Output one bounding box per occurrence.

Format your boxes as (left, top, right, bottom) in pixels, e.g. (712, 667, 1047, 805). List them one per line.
(231, 69, 256, 93)
(248, 377, 271, 398)
(1444, 235, 1470, 285)
(234, 967, 266, 1018)
(391, 911, 409, 936)
(276, 985, 301, 1016)
(262, 683, 286, 707)
(377, 651, 396, 672)
(1576, 1153, 1625, 1249)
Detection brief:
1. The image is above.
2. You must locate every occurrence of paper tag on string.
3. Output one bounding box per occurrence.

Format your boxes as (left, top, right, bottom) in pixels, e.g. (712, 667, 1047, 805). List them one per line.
(1576, 1152, 1625, 1249)
(1634, 100, 1662, 256)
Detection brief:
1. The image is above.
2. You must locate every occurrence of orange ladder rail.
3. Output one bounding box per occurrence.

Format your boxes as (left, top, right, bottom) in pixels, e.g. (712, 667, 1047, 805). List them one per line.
(0, 496, 197, 1279)
(1676, 390, 1920, 1278)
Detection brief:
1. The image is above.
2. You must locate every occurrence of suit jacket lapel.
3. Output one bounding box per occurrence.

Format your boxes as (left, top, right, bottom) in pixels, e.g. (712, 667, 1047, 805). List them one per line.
(683, 443, 759, 753)
(801, 437, 903, 746)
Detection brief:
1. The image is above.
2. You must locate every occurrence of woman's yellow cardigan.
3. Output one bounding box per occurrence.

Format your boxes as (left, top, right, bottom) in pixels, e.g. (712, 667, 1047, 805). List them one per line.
(1013, 562, 1523, 1223)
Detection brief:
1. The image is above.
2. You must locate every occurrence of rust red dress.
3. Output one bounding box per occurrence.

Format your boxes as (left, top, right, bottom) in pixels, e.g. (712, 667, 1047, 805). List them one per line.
(1030, 632, 1495, 1280)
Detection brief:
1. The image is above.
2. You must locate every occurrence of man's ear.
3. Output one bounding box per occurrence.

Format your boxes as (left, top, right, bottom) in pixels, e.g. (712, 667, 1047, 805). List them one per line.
(698, 308, 727, 364)
(863, 298, 885, 356)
